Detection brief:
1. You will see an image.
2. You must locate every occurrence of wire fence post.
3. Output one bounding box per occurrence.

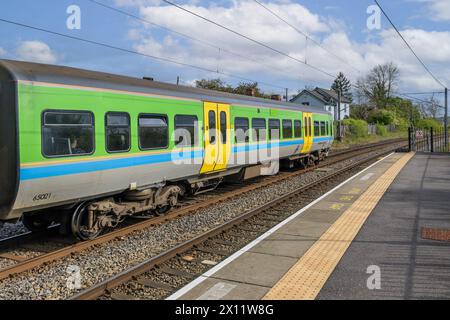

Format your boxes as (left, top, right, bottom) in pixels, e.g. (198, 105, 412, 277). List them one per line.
(430, 127, 434, 153)
(408, 127, 412, 152)
(445, 88, 448, 150)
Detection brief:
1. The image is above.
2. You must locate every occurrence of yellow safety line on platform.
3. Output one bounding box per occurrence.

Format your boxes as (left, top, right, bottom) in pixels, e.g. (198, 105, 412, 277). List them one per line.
(263, 152, 415, 300)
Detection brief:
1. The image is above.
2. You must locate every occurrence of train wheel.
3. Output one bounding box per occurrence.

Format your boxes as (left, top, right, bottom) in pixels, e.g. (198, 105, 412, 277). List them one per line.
(71, 202, 103, 241)
(156, 205, 171, 215)
(22, 214, 52, 232)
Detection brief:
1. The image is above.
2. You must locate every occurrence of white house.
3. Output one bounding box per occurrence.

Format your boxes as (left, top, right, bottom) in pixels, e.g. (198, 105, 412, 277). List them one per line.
(290, 87, 351, 120)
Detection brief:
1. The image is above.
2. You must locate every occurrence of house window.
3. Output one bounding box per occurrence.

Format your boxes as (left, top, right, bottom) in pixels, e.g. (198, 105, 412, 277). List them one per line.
(302, 102, 310, 106)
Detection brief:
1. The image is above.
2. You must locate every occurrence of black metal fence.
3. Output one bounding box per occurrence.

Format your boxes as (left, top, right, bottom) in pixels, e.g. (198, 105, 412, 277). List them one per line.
(408, 127, 449, 153)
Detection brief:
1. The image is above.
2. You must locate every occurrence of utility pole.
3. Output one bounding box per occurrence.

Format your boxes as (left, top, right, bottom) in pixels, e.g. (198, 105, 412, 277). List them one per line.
(176, 76, 180, 86)
(445, 88, 448, 148)
(337, 90, 342, 140)
(285, 88, 289, 102)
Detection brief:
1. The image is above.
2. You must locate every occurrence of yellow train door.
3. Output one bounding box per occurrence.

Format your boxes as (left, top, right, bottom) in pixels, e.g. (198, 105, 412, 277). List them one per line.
(214, 103, 231, 171)
(200, 102, 231, 174)
(301, 112, 313, 153)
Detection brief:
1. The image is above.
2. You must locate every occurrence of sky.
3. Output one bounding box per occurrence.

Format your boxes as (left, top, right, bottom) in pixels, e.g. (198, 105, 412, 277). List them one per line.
(0, 0, 448, 109)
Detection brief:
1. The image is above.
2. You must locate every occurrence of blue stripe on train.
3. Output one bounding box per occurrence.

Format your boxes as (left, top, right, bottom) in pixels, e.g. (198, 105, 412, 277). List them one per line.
(20, 137, 332, 181)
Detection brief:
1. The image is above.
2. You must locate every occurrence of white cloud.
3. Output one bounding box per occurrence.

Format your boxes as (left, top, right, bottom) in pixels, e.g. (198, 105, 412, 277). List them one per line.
(425, 0, 450, 21)
(0, 47, 6, 57)
(117, 0, 449, 92)
(16, 41, 58, 64)
(115, 0, 161, 7)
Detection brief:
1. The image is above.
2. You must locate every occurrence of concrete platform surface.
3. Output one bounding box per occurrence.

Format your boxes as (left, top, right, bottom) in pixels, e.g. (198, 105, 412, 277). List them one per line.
(318, 153, 450, 300)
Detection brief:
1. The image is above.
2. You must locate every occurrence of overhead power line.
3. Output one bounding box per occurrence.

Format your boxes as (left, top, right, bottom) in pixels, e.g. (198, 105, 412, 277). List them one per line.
(251, 0, 361, 74)
(374, 0, 447, 89)
(0, 17, 286, 90)
(397, 92, 444, 108)
(160, 0, 336, 79)
(399, 91, 444, 96)
(87, 0, 288, 77)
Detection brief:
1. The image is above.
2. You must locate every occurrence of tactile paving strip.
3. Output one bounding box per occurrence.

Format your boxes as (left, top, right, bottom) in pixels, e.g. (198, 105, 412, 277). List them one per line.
(263, 152, 415, 300)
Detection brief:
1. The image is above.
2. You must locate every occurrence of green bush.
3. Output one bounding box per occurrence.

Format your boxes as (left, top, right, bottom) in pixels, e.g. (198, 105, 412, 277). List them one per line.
(368, 109, 396, 125)
(416, 118, 442, 130)
(342, 119, 368, 137)
(395, 118, 409, 132)
(376, 123, 387, 136)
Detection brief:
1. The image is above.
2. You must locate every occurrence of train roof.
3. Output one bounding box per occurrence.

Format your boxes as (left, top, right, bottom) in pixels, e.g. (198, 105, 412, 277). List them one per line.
(0, 59, 330, 115)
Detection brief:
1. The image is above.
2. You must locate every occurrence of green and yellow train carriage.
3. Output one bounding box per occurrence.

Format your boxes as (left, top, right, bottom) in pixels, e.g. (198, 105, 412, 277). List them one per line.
(0, 60, 333, 240)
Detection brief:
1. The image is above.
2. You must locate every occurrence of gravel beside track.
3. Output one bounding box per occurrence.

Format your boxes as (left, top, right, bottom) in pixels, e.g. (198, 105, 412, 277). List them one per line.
(0, 223, 26, 240)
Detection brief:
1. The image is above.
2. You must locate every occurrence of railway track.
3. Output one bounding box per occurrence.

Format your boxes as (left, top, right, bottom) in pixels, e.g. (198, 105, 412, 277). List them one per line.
(0, 138, 406, 288)
(71, 145, 402, 300)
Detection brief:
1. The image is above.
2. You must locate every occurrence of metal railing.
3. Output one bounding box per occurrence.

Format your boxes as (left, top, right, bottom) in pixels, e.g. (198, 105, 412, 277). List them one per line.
(408, 127, 449, 153)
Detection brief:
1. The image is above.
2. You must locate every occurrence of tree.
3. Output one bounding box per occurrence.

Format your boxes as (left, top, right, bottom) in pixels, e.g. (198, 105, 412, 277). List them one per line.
(195, 79, 272, 98)
(331, 72, 353, 102)
(195, 79, 233, 93)
(419, 96, 440, 119)
(234, 81, 271, 98)
(356, 62, 400, 108)
(350, 104, 371, 121)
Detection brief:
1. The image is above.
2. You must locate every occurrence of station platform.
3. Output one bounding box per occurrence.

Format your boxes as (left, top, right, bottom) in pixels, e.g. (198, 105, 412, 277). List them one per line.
(168, 152, 450, 300)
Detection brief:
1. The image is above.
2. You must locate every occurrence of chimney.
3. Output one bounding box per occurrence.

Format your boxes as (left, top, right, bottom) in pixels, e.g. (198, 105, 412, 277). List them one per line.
(271, 94, 282, 101)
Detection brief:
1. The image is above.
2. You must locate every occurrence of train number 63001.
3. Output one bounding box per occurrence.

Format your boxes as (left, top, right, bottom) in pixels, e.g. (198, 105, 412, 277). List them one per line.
(33, 193, 52, 202)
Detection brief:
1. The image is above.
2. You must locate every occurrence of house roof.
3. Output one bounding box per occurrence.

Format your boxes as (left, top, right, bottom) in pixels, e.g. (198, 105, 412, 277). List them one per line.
(291, 87, 351, 105)
(315, 88, 352, 103)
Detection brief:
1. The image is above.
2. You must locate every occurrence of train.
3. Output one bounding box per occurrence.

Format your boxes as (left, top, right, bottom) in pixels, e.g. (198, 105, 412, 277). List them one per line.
(0, 60, 334, 240)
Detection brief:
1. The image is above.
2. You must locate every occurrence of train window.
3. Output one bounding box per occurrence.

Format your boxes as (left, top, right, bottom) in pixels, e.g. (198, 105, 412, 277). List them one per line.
(106, 112, 130, 153)
(175, 115, 198, 147)
(252, 118, 266, 142)
(294, 120, 302, 138)
(220, 111, 227, 144)
(305, 118, 311, 137)
(138, 114, 168, 150)
(269, 119, 280, 141)
(282, 119, 293, 139)
(320, 121, 326, 136)
(235, 117, 249, 143)
(308, 118, 312, 137)
(42, 111, 94, 157)
(208, 110, 216, 145)
(314, 121, 320, 136)
(326, 121, 329, 136)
